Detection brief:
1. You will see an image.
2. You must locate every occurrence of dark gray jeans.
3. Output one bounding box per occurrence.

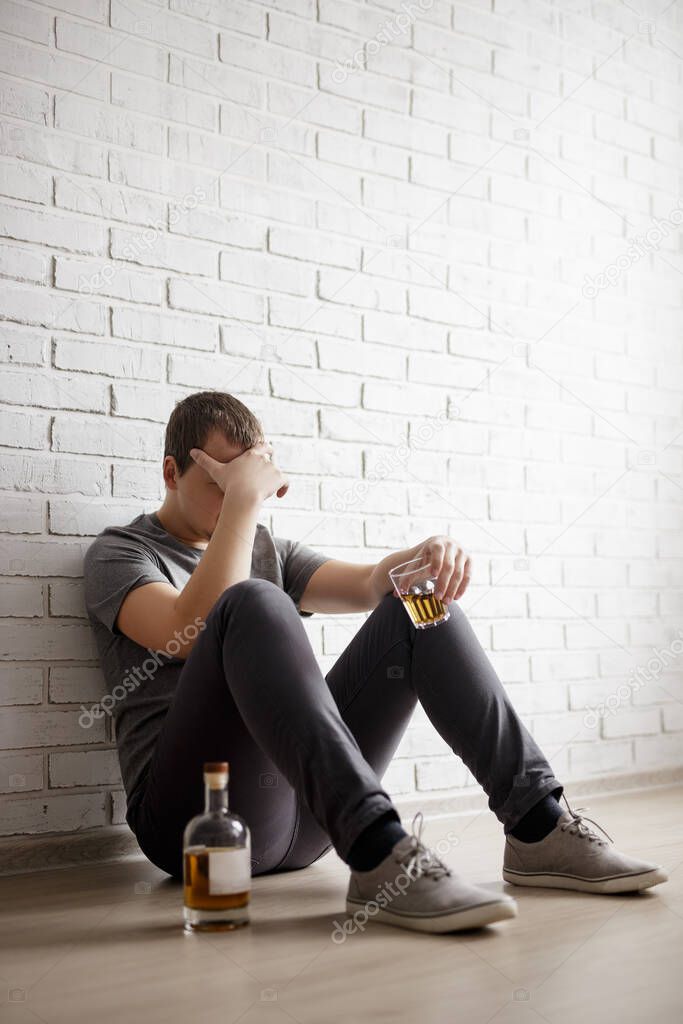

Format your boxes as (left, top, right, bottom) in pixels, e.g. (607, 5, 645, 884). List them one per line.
(128, 578, 564, 879)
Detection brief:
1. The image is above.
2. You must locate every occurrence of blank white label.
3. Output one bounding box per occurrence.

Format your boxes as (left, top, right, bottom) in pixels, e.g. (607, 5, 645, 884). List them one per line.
(208, 848, 251, 895)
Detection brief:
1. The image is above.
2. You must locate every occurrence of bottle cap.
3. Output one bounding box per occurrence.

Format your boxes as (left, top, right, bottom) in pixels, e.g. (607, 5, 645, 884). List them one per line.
(204, 761, 229, 790)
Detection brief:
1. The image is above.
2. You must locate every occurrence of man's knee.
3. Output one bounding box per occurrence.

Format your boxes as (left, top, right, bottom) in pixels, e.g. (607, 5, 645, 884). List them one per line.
(378, 591, 401, 612)
(378, 590, 412, 622)
(209, 577, 292, 622)
(217, 577, 284, 607)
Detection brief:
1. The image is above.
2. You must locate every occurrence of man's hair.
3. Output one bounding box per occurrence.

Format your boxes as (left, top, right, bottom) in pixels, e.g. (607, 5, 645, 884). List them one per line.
(164, 390, 264, 476)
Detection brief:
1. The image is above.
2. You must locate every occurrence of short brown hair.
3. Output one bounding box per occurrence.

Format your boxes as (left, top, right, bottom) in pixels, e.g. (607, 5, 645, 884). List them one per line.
(164, 390, 264, 476)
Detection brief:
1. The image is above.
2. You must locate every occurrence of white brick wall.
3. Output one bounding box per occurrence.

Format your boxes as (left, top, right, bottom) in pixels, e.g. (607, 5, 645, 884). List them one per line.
(1, 0, 682, 851)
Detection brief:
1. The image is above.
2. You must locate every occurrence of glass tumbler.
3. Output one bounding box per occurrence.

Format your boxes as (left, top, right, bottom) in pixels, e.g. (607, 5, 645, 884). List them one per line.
(388, 556, 451, 629)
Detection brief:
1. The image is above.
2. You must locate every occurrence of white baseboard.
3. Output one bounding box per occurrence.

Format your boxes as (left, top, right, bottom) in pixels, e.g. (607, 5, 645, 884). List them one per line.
(1, 763, 682, 877)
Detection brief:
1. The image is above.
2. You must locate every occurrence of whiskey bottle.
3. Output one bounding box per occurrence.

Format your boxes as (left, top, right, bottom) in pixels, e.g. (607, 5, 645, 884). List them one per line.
(182, 761, 251, 931)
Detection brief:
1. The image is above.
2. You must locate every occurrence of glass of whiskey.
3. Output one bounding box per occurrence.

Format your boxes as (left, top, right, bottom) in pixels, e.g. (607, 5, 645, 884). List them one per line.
(389, 557, 451, 629)
(183, 761, 251, 932)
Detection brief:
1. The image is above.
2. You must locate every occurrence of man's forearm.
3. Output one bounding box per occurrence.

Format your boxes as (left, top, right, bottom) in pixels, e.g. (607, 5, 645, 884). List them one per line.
(174, 495, 260, 628)
(367, 543, 421, 605)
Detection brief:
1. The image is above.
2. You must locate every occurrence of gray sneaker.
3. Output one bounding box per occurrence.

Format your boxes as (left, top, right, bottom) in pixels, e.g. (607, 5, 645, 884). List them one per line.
(345, 811, 518, 934)
(503, 795, 669, 894)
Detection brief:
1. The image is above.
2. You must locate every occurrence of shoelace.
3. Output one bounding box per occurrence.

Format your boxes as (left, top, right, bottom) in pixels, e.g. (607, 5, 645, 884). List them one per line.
(559, 792, 614, 845)
(393, 810, 452, 881)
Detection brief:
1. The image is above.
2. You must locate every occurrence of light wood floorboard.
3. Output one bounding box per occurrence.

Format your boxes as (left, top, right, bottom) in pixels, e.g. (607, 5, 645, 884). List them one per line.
(1, 785, 681, 1023)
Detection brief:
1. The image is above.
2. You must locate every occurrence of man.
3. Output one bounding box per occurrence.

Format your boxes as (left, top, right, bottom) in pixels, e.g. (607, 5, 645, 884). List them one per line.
(83, 389, 668, 935)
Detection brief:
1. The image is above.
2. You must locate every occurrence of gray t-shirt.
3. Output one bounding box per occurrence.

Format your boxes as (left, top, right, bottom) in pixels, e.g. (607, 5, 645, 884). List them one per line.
(82, 510, 332, 817)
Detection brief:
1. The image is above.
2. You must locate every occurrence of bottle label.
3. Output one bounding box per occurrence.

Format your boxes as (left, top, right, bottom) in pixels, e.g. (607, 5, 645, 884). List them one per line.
(208, 848, 251, 895)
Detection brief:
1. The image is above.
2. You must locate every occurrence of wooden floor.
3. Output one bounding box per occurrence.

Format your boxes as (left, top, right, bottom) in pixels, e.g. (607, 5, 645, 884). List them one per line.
(2, 785, 682, 1024)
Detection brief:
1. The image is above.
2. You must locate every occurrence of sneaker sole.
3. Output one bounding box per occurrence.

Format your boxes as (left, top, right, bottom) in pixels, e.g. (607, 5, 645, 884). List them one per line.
(502, 866, 668, 894)
(345, 896, 517, 933)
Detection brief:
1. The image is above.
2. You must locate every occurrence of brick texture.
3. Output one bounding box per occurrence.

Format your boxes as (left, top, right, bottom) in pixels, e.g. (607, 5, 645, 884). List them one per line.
(0, 0, 682, 845)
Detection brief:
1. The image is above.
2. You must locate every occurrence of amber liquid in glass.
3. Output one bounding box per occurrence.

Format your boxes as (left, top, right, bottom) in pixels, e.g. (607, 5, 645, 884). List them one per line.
(183, 848, 250, 917)
(400, 591, 449, 627)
